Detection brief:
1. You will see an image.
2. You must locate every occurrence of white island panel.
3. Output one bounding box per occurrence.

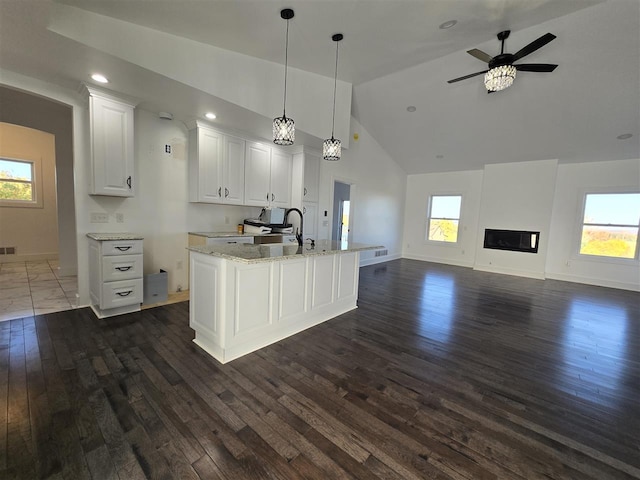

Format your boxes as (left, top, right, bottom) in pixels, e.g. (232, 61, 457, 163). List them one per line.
(278, 259, 308, 324)
(189, 240, 382, 363)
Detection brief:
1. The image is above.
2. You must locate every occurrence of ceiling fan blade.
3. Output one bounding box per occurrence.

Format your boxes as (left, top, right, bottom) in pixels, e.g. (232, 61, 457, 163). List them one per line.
(467, 49, 492, 63)
(515, 63, 558, 72)
(447, 70, 488, 84)
(512, 33, 556, 61)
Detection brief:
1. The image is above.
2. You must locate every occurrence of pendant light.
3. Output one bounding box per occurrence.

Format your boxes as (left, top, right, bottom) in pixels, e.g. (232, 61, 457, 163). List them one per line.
(323, 33, 343, 161)
(273, 8, 295, 145)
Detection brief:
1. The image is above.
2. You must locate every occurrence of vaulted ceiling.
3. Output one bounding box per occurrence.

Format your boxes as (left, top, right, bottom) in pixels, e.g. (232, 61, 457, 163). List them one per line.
(1, 0, 638, 174)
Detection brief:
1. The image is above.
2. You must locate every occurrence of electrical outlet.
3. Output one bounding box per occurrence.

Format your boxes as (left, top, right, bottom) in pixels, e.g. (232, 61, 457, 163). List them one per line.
(322, 220, 329, 227)
(115, 213, 124, 223)
(90, 212, 109, 223)
(165, 144, 171, 154)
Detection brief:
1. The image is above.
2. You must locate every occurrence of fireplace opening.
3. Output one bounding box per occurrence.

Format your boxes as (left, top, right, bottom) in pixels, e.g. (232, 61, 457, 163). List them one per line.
(483, 229, 540, 253)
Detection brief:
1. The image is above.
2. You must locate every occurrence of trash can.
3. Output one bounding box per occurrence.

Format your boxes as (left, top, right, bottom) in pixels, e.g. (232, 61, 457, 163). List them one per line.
(143, 269, 168, 305)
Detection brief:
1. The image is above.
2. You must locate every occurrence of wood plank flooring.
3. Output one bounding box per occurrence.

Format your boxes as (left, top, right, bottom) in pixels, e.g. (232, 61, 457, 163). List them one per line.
(1, 258, 638, 479)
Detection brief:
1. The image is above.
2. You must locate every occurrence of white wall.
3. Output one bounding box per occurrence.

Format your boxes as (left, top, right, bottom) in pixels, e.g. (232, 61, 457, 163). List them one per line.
(474, 159, 558, 279)
(546, 159, 640, 291)
(403, 170, 483, 267)
(317, 117, 407, 265)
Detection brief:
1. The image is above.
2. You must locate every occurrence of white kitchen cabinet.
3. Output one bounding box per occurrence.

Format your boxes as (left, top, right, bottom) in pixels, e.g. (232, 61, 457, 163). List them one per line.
(189, 122, 245, 204)
(270, 149, 293, 208)
(88, 236, 144, 318)
(303, 202, 318, 240)
(303, 152, 320, 203)
(87, 88, 136, 197)
(244, 141, 292, 207)
(222, 134, 246, 205)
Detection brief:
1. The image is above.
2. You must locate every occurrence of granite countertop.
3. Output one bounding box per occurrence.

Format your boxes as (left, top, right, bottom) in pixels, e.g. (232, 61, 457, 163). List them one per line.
(189, 231, 283, 238)
(187, 240, 383, 264)
(86, 233, 144, 241)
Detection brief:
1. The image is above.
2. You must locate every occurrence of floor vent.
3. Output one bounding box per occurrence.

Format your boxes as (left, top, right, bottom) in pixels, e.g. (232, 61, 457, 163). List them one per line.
(374, 249, 388, 257)
(0, 247, 17, 255)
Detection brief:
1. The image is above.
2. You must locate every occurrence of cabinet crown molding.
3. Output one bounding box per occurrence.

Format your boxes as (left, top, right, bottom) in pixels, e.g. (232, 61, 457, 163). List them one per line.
(79, 82, 139, 107)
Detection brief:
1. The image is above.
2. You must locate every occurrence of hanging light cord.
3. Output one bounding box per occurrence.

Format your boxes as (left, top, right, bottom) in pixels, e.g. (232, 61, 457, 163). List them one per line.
(282, 18, 290, 117)
(331, 39, 339, 139)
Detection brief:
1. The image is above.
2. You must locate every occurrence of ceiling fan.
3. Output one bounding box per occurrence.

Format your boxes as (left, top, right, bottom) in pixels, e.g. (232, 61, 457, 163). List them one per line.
(447, 30, 558, 92)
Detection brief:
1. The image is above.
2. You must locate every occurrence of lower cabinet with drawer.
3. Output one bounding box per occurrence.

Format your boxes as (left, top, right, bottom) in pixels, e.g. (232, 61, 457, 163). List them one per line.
(88, 235, 144, 318)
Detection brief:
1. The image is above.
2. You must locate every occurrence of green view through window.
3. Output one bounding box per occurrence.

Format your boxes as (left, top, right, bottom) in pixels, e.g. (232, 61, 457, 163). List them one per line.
(580, 193, 640, 259)
(427, 195, 461, 243)
(0, 158, 35, 202)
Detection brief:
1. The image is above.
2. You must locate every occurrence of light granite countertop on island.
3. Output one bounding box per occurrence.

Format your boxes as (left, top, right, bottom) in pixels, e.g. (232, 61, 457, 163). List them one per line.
(86, 233, 144, 241)
(187, 240, 383, 264)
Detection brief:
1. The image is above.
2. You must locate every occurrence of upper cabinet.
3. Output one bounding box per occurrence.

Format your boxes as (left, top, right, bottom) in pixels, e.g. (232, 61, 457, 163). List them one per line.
(244, 141, 292, 208)
(86, 87, 137, 197)
(303, 152, 320, 203)
(188, 122, 245, 204)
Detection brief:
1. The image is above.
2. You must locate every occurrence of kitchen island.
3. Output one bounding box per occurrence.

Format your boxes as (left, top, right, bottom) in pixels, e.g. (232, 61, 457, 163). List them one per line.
(188, 240, 382, 363)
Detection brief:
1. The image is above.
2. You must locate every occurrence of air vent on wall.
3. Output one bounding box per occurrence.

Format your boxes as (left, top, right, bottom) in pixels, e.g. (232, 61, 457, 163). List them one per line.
(0, 247, 17, 255)
(375, 249, 388, 257)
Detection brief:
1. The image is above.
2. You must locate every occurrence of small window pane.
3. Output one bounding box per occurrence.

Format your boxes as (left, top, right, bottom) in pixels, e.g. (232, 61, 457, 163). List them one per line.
(0, 159, 32, 181)
(580, 225, 638, 259)
(0, 180, 34, 201)
(429, 219, 459, 242)
(431, 196, 461, 219)
(583, 193, 640, 225)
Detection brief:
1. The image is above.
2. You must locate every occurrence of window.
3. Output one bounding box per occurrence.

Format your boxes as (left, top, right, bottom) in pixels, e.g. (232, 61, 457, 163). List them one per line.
(0, 158, 37, 204)
(427, 195, 462, 243)
(579, 192, 640, 260)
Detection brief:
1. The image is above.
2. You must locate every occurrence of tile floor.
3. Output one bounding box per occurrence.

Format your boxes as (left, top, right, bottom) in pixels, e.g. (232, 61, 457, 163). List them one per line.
(0, 259, 78, 322)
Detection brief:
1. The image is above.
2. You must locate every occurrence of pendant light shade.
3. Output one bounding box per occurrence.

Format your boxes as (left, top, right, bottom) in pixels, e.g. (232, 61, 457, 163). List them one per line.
(273, 8, 295, 145)
(323, 33, 343, 161)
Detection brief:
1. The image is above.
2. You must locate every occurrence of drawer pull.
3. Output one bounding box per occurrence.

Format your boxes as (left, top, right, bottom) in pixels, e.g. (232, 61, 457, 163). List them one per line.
(227, 241, 237, 244)
(115, 246, 132, 251)
(116, 290, 133, 297)
(115, 266, 132, 272)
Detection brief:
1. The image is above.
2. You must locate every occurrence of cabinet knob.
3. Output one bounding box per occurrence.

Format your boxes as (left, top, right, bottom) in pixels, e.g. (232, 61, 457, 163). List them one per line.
(225, 188, 229, 198)
(115, 266, 132, 272)
(271, 193, 275, 202)
(116, 290, 133, 297)
(115, 246, 132, 251)
(303, 206, 306, 214)
(218, 187, 222, 197)
(304, 187, 307, 196)
(126, 176, 132, 189)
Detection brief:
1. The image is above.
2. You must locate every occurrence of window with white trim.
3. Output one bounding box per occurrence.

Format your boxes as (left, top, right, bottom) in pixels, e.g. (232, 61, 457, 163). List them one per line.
(426, 195, 462, 243)
(0, 158, 39, 207)
(579, 192, 640, 260)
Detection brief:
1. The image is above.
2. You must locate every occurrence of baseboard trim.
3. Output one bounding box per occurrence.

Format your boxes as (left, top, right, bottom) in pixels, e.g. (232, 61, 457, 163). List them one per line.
(0, 253, 58, 264)
(360, 253, 401, 267)
(402, 253, 474, 269)
(546, 272, 639, 292)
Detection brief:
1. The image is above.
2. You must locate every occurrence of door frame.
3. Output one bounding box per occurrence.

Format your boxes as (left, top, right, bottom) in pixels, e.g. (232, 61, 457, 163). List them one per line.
(330, 175, 356, 244)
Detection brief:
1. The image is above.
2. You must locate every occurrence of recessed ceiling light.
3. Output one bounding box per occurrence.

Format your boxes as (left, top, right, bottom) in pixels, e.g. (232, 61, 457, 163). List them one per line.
(439, 20, 457, 29)
(406, 106, 417, 112)
(436, 155, 444, 159)
(616, 133, 633, 140)
(91, 73, 109, 83)
(205, 112, 217, 120)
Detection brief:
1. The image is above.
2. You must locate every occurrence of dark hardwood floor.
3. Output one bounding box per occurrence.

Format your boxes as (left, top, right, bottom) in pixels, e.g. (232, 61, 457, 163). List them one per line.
(1, 258, 639, 479)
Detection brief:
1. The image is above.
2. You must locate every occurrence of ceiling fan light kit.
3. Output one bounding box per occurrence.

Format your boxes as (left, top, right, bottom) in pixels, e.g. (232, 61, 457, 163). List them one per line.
(273, 8, 295, 146)
(484, 65, 517, 92)
(448, 29, 557, 92)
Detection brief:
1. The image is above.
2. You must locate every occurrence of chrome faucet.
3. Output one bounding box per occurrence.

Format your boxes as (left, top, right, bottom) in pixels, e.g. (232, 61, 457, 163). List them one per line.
(284, 208, 304, 247)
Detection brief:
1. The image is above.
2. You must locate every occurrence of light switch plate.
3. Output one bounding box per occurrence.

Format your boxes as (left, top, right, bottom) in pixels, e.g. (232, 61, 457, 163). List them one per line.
(90, 212, 109, 223)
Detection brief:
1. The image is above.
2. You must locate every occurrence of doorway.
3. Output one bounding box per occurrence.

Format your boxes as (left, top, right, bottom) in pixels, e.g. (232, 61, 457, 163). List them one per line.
(332, 180, 352, 245)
